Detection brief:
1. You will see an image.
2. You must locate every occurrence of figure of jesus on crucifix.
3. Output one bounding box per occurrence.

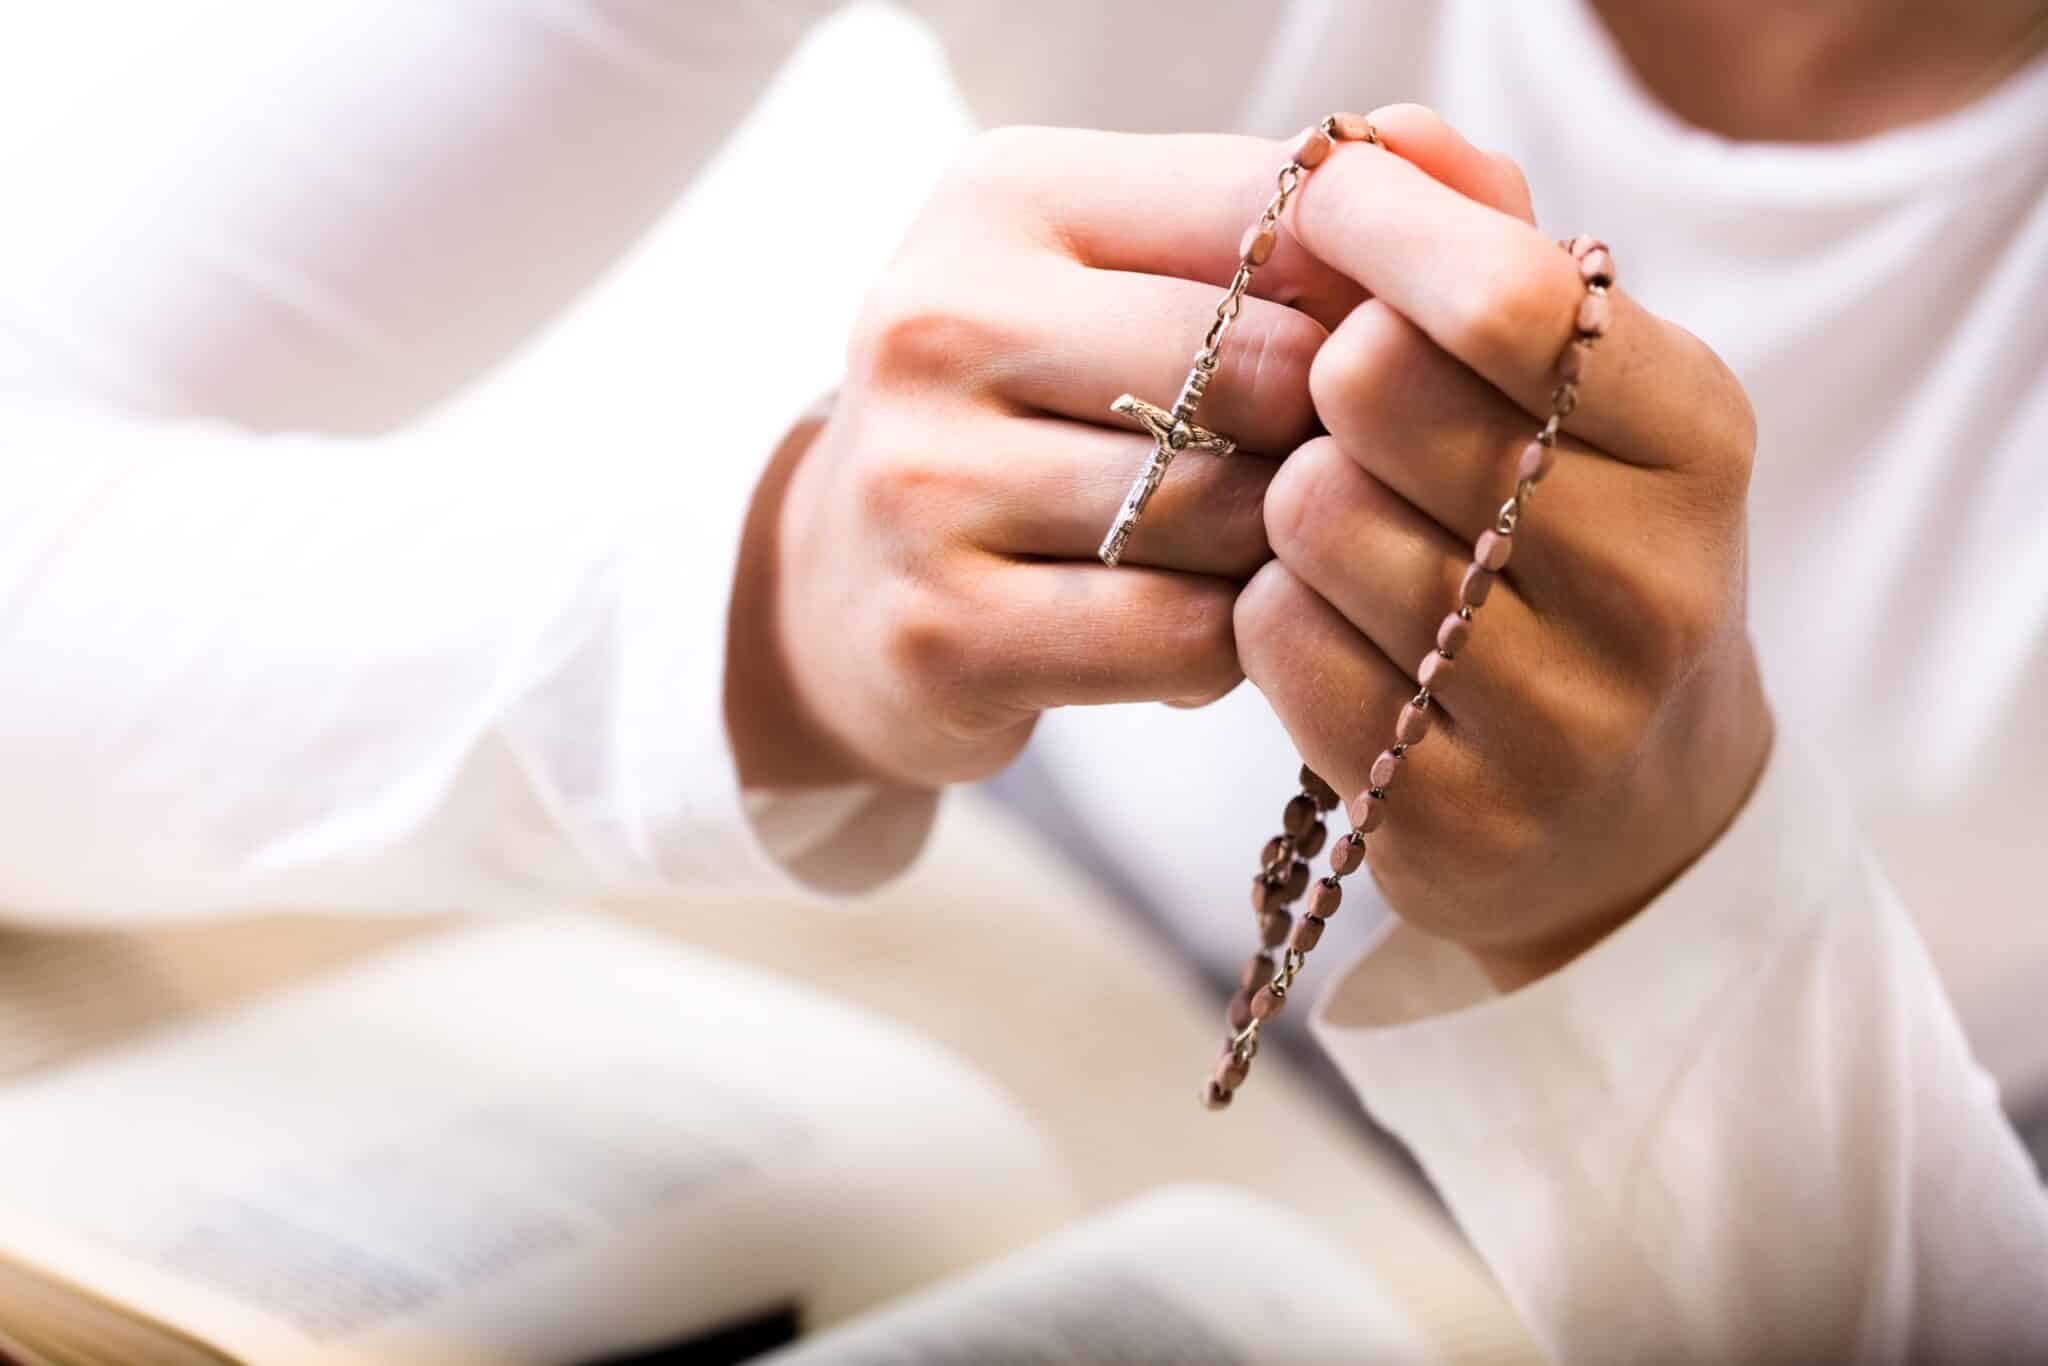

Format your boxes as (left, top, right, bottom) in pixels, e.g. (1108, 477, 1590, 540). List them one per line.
(1097, 374, 1238, 567)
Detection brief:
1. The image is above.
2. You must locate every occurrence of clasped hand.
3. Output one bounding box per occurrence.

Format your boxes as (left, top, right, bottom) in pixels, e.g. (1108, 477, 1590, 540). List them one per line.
(728, 105, 1771, 984)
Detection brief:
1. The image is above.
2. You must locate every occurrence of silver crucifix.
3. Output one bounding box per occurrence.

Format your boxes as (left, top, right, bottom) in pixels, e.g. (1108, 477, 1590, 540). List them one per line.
(1097, 361, 1238, 567)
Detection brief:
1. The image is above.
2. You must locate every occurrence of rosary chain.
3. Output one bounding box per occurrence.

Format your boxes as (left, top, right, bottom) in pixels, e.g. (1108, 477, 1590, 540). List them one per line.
(1203, 114, 1619, 1110)
(1186, 119, 1381, 416)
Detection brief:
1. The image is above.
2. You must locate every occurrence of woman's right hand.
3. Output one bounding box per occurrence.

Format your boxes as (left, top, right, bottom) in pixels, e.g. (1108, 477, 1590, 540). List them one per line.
(727, 126, 1361, 790)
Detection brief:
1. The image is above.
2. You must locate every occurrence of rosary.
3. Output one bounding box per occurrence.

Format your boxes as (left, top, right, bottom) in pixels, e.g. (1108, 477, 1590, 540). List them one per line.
(1097, 114, 1616, 1110)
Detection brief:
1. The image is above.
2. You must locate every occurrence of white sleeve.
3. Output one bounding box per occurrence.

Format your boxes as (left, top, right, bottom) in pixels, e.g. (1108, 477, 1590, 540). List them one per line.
(0, 0, 833, 428)
(1313, 738, 2048, 1363)
(0, 396, 811, 922)
(0, 0, 948, 924)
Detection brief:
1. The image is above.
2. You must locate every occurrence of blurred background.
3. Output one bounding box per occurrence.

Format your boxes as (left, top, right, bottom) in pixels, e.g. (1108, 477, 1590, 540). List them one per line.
(0, 3, 2041, 1363)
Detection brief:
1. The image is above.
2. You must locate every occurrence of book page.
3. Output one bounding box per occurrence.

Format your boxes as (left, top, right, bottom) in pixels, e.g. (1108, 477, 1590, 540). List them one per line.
(757, 1184, 1439, 1365)
(623, 793, 1534, 1362)
(0, 916, 1072, 1366)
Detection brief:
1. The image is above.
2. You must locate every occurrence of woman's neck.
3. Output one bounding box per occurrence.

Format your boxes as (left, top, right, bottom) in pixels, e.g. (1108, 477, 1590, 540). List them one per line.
(1589, 0, 2048, 142)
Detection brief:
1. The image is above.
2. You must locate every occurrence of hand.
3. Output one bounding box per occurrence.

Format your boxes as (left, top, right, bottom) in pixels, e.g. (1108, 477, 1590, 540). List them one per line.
(728, 127, 1367, 790)
(1234, 106, 1773, 986)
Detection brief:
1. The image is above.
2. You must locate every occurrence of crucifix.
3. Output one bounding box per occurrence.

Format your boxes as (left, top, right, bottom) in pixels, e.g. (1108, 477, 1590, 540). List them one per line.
(1097, 356, 1238, 567)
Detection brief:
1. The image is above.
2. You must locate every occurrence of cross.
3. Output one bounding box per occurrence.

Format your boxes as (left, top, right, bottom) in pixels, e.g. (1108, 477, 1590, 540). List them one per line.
(1097, 387, 1238, 567)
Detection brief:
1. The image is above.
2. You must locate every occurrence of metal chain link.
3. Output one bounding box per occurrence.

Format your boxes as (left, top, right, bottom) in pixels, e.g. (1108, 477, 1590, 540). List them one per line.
(1196, 159, 1310, 371)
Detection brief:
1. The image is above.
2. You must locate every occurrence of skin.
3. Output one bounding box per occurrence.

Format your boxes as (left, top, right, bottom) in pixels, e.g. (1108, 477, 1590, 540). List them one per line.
(726, 7, 2040, 986)
(1591, 0, 2048, 142)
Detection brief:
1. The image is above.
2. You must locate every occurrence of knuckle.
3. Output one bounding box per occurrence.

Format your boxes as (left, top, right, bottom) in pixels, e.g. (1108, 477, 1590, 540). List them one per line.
(1729, 388, 1759, 470)
(1486, 151, 1534, 219)
(1541, 674, 1656, 786)
(1635, 571, 1732, 687)
(851, 438, 958, 533)
(962, 719, 1037, 779)
(1714, 369, 1760, 492)
(1664, 325, 1760, 496)
(1452, 252, 1577, 378)
(1450, 807, 1545, 890)
(879, 583, 977, 701)
(1228, 309, 1322, 435)
(1307, 302, 1405, 428)
(1150, 578, 1242, 694)
(1232, 560, 1310, 681)
(1260, 435, 1345, 565)
(849, 278, 993, 388)
(947, 124, 1049, 189)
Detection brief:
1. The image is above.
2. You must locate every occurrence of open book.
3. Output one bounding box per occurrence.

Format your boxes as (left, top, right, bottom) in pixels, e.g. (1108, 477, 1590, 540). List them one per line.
(0, 916, 1075, 1365)
(0, 914, 1443, 1365)
(760, 1185, 1434, 1365)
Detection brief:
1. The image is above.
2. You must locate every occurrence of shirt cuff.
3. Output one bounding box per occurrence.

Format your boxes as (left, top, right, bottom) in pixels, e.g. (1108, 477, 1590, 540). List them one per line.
(1311, 735, 1860, 1153)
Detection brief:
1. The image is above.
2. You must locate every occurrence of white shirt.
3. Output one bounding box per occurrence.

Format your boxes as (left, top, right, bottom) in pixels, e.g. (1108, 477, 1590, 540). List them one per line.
(0, 2, 2043, 1360)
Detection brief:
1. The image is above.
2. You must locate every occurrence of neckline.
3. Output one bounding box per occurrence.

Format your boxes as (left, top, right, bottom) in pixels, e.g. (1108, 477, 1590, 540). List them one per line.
(1525, 0, 2048, 204)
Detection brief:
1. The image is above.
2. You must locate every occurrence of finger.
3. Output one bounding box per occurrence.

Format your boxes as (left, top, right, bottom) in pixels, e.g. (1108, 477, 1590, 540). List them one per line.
(967, 417, 1274, 579)
(1310, 299, 1663, 594)
(963, 126, 1367, 328)
(1263, 437, 1544, 712)
(1290, 109, 1745, 469)
(1234, 558, 1448, 805)
(959, 558, 1244, 711)
(998, 262, 1325, 454)
(1365, 103, 1535, 224)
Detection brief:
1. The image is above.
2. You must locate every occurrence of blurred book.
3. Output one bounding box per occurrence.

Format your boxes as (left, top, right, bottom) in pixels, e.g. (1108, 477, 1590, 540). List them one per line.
(757, 1185, 1434, 1366)
(0, 916, 1074, 1365)
(0, 795, 1526, 1364)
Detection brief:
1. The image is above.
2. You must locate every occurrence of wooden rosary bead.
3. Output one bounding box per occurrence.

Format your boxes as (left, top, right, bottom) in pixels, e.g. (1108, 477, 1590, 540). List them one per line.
(1552, 382, 1580, 417)
(1459, 564, 1496, 608)
(1250, 982, 1286, 1021)
(1518, 437, 1556, 484)
(1369, 749, 1403, 791)
(1239, 223, 1278, 267)
(1289, 126, 1333, 168)
(1282, 793, 1319, 837)
(1282, 858, 1311, 903)
(1250, 875, 1282, 915)
(1395, 701, 1431, 747)
(1215, 1042, 1251, 1090)
(1328, 831, 1366, 875)
(1288, 914, 1325, 953)
(1258, 908, 1292, 948)
(1227, 987, 1257, 1032)
(1357, 790, 1387, 833)
(1240, 953, 1277, 993)
(1437, 612, 1473, 655)
(1296, 820, 1328, 858)
(1474, 529, 1513, 572)
(1308, 876, 1343, 919)
(1557, 340, 1587, 383)
(1261, 834, 1291, 868)
(1204, 1079, 1234, 1111)
(1418, 649, 1454, 688)
(1576, 291, 1610, 338)
(1579, 247, 1616, 288)
(1324, 111, 1377, 141)
(1299, 766, 1341, 811)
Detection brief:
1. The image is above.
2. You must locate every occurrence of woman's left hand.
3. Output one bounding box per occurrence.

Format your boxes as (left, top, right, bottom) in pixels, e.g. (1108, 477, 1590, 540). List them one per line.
(1236, 106, 1772, 987)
